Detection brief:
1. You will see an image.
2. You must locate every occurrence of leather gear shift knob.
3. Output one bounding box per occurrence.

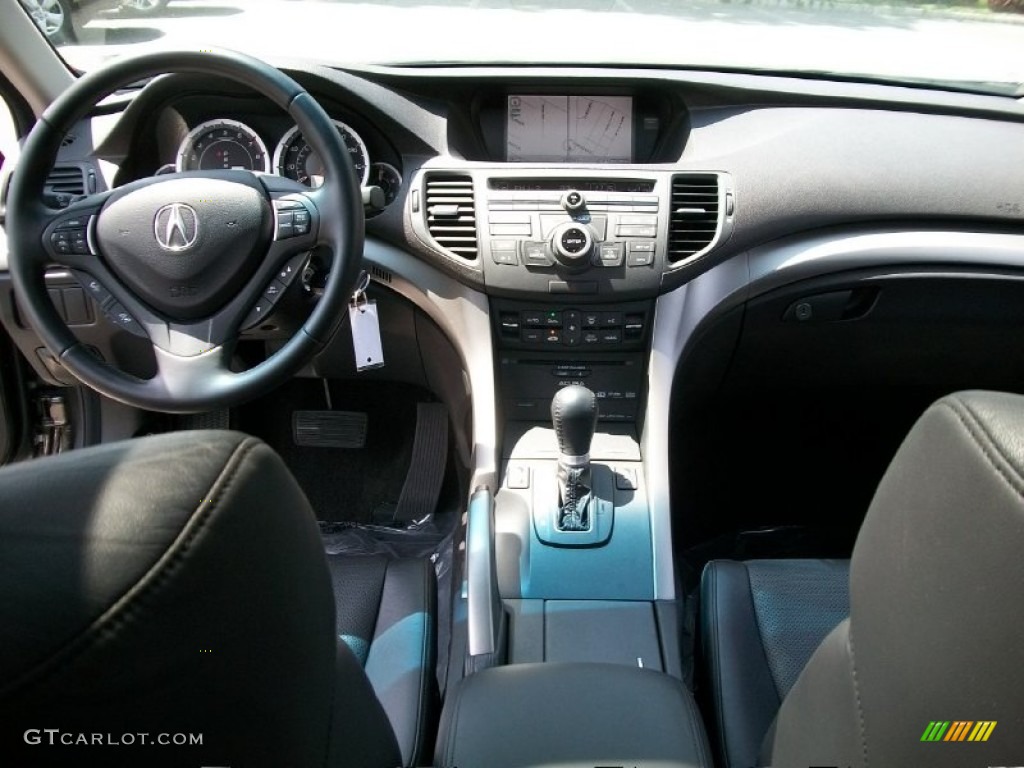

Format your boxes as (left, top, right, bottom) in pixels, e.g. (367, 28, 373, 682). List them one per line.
(551, 385, 598, 460)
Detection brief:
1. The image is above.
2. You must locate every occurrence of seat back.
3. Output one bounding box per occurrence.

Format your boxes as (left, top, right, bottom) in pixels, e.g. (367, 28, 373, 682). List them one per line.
(700, 558, 849, 768)
(0, 431, 400, 767)
(768, 392, 1024, 767)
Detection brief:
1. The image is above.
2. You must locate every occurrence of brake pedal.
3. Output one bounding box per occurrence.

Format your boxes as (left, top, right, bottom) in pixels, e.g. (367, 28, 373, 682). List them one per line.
(293, 410, 367, 448)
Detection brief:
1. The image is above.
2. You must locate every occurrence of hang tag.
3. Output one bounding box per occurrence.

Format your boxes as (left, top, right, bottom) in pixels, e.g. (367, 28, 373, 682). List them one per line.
(350, 300, 385, 371)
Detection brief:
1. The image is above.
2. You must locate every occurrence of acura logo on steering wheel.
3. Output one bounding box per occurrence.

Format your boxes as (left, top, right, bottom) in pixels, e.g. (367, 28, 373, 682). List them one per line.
(154, 203, 200, 252)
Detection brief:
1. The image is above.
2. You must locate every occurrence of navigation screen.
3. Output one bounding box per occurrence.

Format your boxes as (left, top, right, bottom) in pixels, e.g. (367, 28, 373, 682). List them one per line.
(506, 95, 633, 163)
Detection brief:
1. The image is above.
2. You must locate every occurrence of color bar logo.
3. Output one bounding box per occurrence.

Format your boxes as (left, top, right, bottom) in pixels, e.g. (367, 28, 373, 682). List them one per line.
(921, 721, 997, 742)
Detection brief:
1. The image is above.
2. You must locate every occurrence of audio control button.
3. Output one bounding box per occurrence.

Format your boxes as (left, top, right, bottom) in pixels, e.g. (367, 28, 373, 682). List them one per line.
(562, 190, 585, 211)
(522, 241, 554, 266)
(560, 227, 588, 253)
(551, 222, 594, 267)
(594, 242, 624, 267)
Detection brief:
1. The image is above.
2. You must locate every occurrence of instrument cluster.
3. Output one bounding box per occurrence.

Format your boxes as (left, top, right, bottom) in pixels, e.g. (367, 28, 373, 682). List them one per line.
(172, 116, 401, 205)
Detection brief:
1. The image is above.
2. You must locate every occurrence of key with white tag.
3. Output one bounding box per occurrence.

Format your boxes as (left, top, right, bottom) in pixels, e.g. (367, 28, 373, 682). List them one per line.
(350, 272, 385, 371)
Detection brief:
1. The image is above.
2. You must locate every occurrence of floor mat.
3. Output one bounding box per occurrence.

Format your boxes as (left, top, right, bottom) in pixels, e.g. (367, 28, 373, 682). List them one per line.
(236, 379, 425, 524)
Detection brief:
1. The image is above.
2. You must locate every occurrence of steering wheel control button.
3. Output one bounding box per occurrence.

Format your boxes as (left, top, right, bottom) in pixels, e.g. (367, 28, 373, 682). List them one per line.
(561, 190, 586, 211)
(278, 253, 309, 284)
(242, 296, 276, 330)
(276, 211, 295, 239)
(263, 279, 288, 302)
(47, 215, 95, 257)
(73, 272, 112, 303)
(272, 199, 315, 241)
(50, 233, 72, 255)
(292, 210, 311, 235)
(104, 303, 146, 337)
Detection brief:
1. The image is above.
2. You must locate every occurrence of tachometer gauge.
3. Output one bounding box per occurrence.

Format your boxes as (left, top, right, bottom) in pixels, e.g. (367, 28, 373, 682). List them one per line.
(176, 119, 270, 173)
(273, 120, 370, 188)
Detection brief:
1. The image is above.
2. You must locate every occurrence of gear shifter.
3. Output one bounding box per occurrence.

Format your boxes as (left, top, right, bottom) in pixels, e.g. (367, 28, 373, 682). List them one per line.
(551, 385, 598, 531)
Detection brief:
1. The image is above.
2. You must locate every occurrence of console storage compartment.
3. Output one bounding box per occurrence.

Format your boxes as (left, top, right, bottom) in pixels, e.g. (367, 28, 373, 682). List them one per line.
(435, 662, 712, 768)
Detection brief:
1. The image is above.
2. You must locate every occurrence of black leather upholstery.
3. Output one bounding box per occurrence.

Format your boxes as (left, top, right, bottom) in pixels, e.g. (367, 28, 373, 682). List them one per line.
(436, 662, 713, 768)
(767, 391, 1024, 767)
(327, 554, 437, 767)
(700, 559, 850, 768)
(0, 431, 424, 767)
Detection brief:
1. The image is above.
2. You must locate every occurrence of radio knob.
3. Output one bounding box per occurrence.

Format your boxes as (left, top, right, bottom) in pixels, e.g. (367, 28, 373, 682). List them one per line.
(551, 222, 593, 268)
(561, 190, 586, 211)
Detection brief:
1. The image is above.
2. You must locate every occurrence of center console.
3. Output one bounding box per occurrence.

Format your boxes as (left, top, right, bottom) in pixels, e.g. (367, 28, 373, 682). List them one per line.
(459, 173, 692, 671)
(417, 162, 725, 765)
(436, 662, 713, 768)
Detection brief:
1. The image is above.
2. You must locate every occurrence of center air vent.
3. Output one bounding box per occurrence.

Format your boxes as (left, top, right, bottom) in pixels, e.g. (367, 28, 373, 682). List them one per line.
(44, 165, 85, 208)
(668, 174, 721, 263)
(424, 174, 478, 260)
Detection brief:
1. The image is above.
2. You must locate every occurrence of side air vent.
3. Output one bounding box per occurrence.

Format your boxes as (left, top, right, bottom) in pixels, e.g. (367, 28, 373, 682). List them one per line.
(424, 174, 478, 260)
(45, 165, 85, 208)
(668, 174, 721, 263)
(368, 264, 393, 284)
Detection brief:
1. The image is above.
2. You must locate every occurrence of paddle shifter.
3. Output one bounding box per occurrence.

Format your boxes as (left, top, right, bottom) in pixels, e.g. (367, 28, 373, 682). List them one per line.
(551, 385, 599, 531)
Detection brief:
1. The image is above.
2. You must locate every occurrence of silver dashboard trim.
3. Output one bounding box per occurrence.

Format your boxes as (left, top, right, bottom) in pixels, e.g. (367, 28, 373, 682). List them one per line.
(646, 228, 1024, 601)
(362, 238, 498, 492)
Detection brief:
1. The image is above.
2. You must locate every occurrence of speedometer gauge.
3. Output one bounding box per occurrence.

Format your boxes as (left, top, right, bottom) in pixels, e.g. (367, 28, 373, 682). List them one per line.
(273, 120, 370, 188)
(176, 119, 270, 173)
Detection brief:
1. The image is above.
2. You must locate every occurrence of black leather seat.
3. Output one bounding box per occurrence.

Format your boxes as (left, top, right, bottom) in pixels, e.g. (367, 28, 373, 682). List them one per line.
(702, 391, 1024, 767)
(700, 559, 850, 768)
(327, 554, 437, 767)
(0, 430, 436, 768)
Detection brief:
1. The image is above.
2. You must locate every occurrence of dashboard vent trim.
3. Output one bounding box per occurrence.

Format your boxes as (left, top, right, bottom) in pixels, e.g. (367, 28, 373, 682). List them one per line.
(424, 173, 478, 260)
(45, 165, 86, 207)
(668, 173, 721, 264)
(368, 264, 393, 285)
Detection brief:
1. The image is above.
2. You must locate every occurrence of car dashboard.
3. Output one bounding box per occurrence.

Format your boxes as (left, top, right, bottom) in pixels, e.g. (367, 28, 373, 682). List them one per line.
(5, 46, 1024, 767)
(3, 61, 1024, 602)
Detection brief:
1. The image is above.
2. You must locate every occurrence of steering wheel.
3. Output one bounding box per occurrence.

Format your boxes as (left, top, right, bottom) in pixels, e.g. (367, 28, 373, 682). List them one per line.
(6, 50, 363, 413)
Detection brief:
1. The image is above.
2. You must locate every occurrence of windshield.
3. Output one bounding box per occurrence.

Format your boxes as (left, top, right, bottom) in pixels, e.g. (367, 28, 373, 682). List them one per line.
(17, 0, 1024, 93)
